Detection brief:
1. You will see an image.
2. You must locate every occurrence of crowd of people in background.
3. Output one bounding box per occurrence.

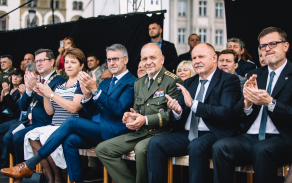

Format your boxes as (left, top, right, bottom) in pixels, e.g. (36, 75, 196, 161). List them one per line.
(0, 23, 291, 183)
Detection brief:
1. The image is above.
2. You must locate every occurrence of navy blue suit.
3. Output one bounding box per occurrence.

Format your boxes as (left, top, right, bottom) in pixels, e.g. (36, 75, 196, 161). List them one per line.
(36, 71, 136, 182)
(147, 69, 241, 183)
(3, 72, 63, 164)
(212, 61, 292, 183)
(235, 58, 257, 77)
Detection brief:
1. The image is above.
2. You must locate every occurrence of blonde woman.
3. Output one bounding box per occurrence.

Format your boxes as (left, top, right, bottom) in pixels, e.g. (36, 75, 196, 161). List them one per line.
(176, 60, 196, 81)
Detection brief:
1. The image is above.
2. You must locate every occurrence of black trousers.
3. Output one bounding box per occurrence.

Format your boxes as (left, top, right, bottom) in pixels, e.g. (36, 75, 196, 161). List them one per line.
(147, 130, 219, 183)
(212, 133, 292, 183)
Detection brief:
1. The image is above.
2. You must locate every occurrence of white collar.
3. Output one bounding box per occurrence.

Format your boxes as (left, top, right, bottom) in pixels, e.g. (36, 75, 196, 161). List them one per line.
(41, 70, 55, 82)
(114, 69, 129, 81)
(268, 59, 287, 77)
(148, 68, 162, 81)
(199, 68, 216, 82)
(91, 66, 100, 73)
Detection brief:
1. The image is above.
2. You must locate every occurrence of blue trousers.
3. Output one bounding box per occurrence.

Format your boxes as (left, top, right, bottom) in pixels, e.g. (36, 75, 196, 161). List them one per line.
(212, 134, 292, 183)
(147, 130, 219, 183)
(38, 116, 103, 182)
(0, 119, 23, 160)
(4, 124, 35, 164)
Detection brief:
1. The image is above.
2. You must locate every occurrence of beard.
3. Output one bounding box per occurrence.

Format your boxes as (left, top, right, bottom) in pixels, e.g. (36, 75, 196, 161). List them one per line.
(150, 32, 160, 39)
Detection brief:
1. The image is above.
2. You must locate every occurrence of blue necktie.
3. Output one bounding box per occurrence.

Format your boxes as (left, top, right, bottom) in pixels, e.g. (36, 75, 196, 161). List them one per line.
(188, 80, 208, 141)
(107, 77, 117, 94)
(258, 71, 275, 140)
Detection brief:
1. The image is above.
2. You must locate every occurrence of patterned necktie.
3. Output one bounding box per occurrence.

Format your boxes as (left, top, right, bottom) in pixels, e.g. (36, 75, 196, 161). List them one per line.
(107, 77, 117, 94)
(258, 71, 275, 140)
(188, 80, 208, 141)
(148, 78, 154, 90)
(41, 79, 45, 84)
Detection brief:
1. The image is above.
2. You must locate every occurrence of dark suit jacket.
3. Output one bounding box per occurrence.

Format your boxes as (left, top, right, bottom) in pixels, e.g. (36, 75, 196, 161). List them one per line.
(135, 40, 179, 74)
(171, 68, 241, 139)
(179, 51, 192, 62)
(234, 61, 292, 144)
(82, 71, 136, 141)
(235, 58, 257, 77)
(18, 72, 64, 127)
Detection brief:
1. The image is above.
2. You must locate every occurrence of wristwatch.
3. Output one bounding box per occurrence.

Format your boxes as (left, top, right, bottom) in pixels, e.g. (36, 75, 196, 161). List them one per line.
(93, 89, 99, 96)
(50, 93, 55, 99)
(267, 99, 276, 112)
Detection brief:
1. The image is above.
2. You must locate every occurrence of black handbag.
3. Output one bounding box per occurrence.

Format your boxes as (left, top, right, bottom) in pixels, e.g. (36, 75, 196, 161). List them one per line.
(22, 172, 46, 183)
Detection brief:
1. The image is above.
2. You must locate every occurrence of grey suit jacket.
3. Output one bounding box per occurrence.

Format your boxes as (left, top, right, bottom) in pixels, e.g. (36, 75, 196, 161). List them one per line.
(89, 66, 103, 88)
(234, 72, 247, 91)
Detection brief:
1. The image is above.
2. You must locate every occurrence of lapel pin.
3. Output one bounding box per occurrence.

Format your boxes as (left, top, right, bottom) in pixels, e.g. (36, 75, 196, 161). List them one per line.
(285, 77, 288, 80)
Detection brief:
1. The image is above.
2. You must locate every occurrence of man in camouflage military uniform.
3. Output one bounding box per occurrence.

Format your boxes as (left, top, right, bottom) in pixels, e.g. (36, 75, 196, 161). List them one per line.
(0, 55, 15, 92)
(96, 43, 183, 183)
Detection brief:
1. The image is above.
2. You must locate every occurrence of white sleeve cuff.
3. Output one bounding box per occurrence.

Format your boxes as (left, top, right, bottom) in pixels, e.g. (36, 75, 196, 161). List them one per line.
(81, 95, 92, 103)
(145, 116, 148, 125)
(92, 90, 102, 100)
(172, 109, 183, 120)
(26, 90, 33, 97)
(244, 104, 253, 116)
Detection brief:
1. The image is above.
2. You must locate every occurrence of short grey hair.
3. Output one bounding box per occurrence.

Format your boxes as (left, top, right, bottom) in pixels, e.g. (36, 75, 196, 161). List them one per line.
(227, 38, 245, 50)
(100, 63, 109, 74)
(26, 62, 39, 75)
(106, 44, 128, 57)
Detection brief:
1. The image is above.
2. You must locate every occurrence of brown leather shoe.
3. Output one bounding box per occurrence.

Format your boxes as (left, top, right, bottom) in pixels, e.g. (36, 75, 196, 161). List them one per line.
(1, 162, 33, 179)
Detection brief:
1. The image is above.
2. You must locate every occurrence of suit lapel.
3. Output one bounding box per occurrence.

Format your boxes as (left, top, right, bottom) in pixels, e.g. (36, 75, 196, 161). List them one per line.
(107, 72, 131, 95)
(271, 61, 292, 97)
(205, 69, 220, 100)
(257, 67, 268, 90)
(189, 76, 199, 99)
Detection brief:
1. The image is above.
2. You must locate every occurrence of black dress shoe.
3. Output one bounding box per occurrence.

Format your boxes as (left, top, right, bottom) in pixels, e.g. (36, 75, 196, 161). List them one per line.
(0, 160, 9, 169)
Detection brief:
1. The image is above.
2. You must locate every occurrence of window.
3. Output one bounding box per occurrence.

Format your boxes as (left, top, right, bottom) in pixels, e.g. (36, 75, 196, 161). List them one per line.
(178, 1, 186, 16)
(27, 0, 37, 7)
(215, 30, 223, 45)
(199, 28, 207, 43)
(178, 28, 186, 44)
(0, 13, 7, 31)
(156, 0, 158, 5)
(27, 16, 38, 27)
(199, 1, 207, 16)
(151, 0, 153, 4)
(216, 2, 223, 18)
(0, 0, 7, 5)
(49, 16, 60, 24)
(78, 2, 83, 10)
(51, 0, 60, 9)
(73, 1, 77, 9)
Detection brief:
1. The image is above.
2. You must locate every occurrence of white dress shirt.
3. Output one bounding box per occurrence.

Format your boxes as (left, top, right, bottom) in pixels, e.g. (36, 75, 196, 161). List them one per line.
(245, 60, 287, 134)
(173, 69, 217, 131)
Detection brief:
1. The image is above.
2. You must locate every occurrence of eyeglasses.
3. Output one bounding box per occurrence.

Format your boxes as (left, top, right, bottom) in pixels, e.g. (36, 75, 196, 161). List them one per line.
(258, 41, 285, 51)
(12, 75, 22, 79)
(35, 58, 50, 64)
(105, 57, 124, 63)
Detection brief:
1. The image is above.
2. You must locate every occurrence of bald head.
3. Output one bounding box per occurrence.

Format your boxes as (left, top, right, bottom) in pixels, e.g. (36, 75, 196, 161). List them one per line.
(24, 53, 35, 63)
(140, 43, 164, 78)
(191, 43, 217, 79)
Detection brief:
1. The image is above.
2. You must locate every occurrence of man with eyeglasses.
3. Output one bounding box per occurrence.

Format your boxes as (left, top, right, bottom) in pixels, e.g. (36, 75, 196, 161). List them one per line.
(96, 43, 183, 183)
(227, 38, 257, 77)
(1, 49, 63, 180)
(0, 55, 15, 92)
(1, 44, 136, 183)
(212, 27, 292, 183)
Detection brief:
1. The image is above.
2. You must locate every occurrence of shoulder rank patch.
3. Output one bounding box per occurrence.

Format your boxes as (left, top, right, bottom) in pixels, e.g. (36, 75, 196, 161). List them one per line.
(164, 71, 179, 79)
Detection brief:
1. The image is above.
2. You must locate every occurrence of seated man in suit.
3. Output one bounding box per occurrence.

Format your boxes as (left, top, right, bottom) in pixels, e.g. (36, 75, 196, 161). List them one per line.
(1, 44, 136, 183)
(2, 49, 63, 175)
(96, 43, 183, 183)
(217, 49, 247, 90)
(212, 27, 292, 183)
(228, 38, 257, 77)
(147, 43, 241, 183)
